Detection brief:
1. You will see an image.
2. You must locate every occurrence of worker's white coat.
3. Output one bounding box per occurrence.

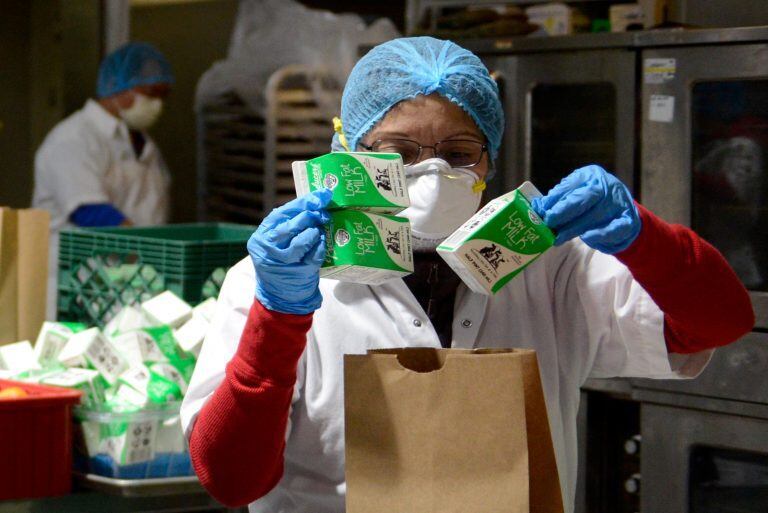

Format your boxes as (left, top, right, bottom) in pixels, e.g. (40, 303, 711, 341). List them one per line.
(182, 242, 712, 513)
(33, 99, 170, 319)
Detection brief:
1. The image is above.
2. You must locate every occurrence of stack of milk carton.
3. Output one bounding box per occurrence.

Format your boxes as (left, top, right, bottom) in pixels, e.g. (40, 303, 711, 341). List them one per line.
(293, 152, 414, 285)
(0, 291, 217, 474)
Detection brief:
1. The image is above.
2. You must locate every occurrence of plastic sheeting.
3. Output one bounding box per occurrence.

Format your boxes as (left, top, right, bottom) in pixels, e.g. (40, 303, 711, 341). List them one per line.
(195, 0, 399, 120)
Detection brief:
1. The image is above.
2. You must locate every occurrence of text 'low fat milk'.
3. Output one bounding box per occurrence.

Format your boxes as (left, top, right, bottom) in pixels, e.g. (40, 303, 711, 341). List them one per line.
(437, 182, 555, 295)
(293, 152, 409, 213)
(322, 210, 413, 285)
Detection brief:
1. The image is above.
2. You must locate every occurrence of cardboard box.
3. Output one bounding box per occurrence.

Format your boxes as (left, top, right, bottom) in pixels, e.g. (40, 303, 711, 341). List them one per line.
(610, 3, 644, 32)
(525, 3, 573, 35)
(0, 208, 49, 344)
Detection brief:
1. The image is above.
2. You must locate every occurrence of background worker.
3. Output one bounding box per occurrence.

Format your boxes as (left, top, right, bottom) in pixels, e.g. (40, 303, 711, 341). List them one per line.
(181, 37, 754, 513)
(33, 42, 174, 319)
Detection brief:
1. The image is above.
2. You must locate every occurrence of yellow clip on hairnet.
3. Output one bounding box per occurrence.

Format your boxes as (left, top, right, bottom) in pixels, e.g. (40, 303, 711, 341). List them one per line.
(332, 117, 350, 151)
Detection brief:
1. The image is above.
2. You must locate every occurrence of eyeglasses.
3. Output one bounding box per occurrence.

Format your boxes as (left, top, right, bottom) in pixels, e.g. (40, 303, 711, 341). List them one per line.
(358, 138, 487, 168)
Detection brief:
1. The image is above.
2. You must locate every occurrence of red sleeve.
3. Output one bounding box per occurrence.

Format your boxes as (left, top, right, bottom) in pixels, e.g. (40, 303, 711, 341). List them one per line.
(189, 300, 311, 507)
(615, 203, 754, 354)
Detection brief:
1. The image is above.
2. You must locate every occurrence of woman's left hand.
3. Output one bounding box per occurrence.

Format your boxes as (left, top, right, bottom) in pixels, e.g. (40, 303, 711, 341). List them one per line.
(531, 165, 641, 254)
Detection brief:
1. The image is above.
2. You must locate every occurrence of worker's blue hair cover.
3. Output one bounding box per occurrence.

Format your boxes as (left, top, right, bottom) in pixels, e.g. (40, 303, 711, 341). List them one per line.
(97, 42, 174, 98)
(334, 36, 504, 159)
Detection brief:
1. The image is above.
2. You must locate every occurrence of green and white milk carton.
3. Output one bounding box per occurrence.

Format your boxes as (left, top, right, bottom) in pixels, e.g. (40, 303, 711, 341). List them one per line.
(438, 182, 555, 295)
(57, 327, 130, 385)
(34, 321, 87, 367)
(322, 210, 414, 285)
(292, 152, 409, 213)
(118, 364, 182, 405)
(0, 341, 40, 373)
(98, 414, 158, 465)
(42, 368, 107, 408)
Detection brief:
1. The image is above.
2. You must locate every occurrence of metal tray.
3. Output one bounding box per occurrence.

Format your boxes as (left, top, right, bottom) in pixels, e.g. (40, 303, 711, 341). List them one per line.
(74, 473, 205, 498)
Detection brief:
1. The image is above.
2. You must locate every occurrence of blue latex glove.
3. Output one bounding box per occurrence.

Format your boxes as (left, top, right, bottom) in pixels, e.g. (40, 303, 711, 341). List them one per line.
(248, 189, 332, 314)
(531, 165, 641, 254)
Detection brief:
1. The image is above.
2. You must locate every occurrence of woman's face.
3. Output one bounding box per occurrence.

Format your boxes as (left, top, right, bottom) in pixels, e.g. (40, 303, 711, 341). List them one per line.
(360, 93, 490, 180)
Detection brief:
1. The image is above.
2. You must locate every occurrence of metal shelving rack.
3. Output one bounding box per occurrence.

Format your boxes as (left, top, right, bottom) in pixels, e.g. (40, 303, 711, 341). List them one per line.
(197, 66, 340, 224)
(406, 0, 618, 33)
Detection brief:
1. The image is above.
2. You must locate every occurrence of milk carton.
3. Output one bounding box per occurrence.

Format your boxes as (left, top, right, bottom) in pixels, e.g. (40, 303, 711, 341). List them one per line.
(149, 362, 189, 395)
(104, 305, 148, 337)
(192, 297, 217, 322)
(99, 416, 158, 465)
(438, 182, 555, 295)
(112, 383, 149, 409)
(34, 322, 86, 367)
(110, 331, 168, 367)
(14, 365, 66, 384)
(173, 316, 208, 358)
(293, 152, 409, 213)
(141, 291, 192, 329)
(322, 210, 413, 285)
(42, 368, 106, 408)
(57, 328, 130, 385)
(142, 326, 196, 384)
(0, 341, 41, 373)
(118, 364, 182, 404)
(155, 415, 186, 454)
(118, 365, 153, 397)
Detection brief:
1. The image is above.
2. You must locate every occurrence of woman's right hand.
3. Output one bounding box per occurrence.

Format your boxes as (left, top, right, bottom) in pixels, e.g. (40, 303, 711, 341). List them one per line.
(247, 189, 332, 315)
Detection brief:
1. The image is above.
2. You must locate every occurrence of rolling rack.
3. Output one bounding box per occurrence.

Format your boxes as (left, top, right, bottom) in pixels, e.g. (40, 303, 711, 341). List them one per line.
(197, 66, 340, 224)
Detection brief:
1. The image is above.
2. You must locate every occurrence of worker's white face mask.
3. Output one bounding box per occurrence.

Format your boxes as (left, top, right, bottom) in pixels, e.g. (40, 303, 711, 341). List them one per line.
(399, 158, 485, 250)
(119, 93, 163, 130)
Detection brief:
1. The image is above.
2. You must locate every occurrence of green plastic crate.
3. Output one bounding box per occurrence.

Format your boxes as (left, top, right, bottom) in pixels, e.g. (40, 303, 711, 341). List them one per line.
(58, 223, 254, 326)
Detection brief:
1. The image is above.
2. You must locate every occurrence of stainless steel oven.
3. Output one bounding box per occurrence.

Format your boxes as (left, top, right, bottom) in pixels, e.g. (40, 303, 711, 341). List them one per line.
(469, 29, 768, 513)
(640, 40, 768, 329)
(634, 330, 768, 512)
(507, 49, 636, 196)
(472, 34, 637, 200)
(640, 399, 768, 512)
(634, 331, 768, 403)
(636, 30, 768, 513)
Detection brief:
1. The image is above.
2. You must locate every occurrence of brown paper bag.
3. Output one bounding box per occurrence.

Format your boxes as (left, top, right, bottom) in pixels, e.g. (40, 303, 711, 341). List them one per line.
(345, 348, 564, 513)
(0, 208, 49, 344)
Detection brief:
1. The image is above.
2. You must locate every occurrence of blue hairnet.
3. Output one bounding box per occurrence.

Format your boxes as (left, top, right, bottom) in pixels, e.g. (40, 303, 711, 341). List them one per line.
(335, 37, 504, 160)
(96, 42, 174, 98)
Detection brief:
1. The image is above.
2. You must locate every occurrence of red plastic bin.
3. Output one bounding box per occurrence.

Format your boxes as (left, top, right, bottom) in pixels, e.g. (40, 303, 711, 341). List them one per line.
(0, 379, 82, 500)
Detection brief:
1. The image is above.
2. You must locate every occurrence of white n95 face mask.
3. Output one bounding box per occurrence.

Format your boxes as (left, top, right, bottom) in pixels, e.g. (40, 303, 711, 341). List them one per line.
(399, 158, 485, 250)
(119, 93, 163, 130)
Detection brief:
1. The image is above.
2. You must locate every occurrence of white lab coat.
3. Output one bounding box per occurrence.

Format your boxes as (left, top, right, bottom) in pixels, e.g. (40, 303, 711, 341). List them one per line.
(33, 99, 170, 319)
(182, 242, 712, 513)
